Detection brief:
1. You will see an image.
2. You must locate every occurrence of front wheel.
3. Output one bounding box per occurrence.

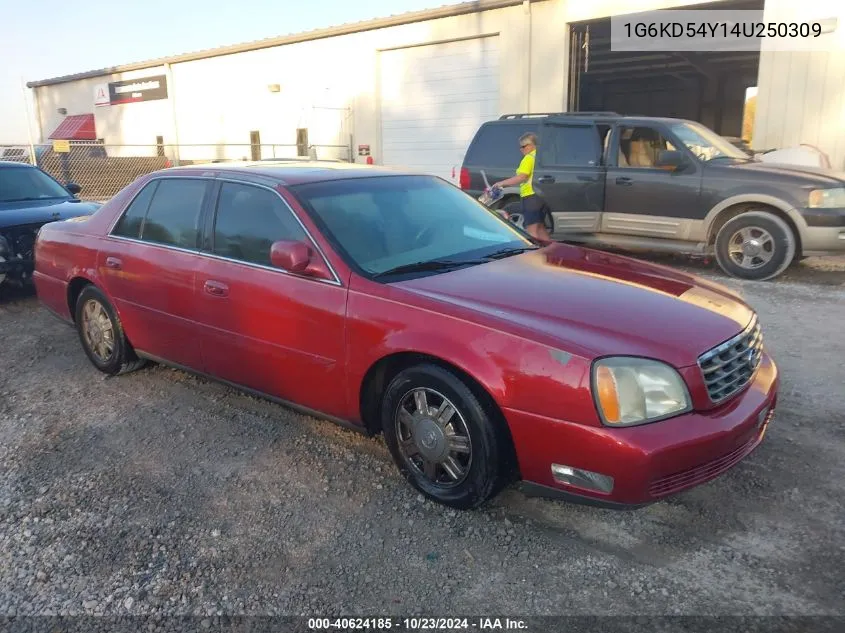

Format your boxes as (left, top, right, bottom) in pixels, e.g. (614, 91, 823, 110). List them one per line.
(381, 364, 506, 510)
(714, 211, 796, 281)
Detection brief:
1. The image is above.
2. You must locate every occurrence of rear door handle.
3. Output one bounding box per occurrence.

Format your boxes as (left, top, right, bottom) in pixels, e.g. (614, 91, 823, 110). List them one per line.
(616, 177, 633, 186)
(537, 175, 555, 184)
(105, 256, 122, 270)
(204, 280, 229, 297)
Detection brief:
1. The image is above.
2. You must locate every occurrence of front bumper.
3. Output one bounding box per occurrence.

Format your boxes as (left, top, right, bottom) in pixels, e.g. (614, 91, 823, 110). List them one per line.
(0, 255, 34, 281)
(505, 352, 779, 508)
(798, 207, 845, 253)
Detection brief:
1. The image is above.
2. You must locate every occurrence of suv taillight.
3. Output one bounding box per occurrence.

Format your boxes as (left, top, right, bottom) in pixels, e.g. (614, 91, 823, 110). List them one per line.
(459, 167, 470, 190)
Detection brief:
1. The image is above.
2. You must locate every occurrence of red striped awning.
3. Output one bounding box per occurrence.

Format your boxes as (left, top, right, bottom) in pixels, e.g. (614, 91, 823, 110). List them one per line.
(48, 114, 97, 140)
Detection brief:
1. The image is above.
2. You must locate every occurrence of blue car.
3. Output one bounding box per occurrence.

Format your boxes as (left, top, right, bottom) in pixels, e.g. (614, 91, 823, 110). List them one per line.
(0, 161, 101, 289)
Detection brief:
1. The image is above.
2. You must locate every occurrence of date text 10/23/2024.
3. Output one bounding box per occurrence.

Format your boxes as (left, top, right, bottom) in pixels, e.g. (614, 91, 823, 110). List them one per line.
(307, 617, 528, 630)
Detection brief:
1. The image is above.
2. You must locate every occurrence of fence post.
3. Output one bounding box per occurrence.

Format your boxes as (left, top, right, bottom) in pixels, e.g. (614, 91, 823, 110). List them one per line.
(20, 77, 37, 166)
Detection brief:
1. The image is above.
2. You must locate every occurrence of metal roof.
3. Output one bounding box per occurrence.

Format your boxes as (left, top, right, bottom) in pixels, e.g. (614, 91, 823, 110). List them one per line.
(48, 114, 97, 140)
(27, 0, 533, 88)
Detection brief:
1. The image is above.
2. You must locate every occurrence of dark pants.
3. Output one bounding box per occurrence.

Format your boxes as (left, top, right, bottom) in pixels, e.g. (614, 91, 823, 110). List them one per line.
(521, 194, 548, 227)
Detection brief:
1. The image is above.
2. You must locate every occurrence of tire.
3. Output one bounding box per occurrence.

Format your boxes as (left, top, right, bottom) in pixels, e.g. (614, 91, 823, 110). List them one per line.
(714, 211, 796, 281)
(74, 285, 146, 376)
(381, 363, 506, 510)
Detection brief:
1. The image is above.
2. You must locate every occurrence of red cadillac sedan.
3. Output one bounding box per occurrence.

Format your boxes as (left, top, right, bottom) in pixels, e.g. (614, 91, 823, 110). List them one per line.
(33, 162, 778, 510)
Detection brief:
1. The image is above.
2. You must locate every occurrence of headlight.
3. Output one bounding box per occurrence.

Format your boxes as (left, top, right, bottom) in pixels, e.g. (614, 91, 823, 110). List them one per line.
(808, 187, 845, 208)
(592, 357, 692, 426)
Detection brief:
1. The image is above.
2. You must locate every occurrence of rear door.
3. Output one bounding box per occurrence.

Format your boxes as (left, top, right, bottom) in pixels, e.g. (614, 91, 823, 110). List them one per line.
(193, 178, 349, 419)
(532, 122, 606, 236)
(99, 176, 211, 370)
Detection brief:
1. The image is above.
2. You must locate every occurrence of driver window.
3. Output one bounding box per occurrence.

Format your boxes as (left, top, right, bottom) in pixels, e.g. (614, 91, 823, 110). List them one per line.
(617, 126, 676, 169)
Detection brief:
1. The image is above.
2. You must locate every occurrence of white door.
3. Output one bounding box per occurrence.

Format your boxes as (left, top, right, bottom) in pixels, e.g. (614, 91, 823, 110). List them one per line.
(379, 37, 500, 183)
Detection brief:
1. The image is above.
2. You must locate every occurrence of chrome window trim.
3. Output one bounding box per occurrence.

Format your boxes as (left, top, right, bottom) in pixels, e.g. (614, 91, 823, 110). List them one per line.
(103, 173, 343, 287)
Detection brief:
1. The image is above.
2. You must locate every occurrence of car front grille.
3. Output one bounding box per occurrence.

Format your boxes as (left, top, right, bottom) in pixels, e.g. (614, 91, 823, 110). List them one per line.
(697, 315, 763, 404)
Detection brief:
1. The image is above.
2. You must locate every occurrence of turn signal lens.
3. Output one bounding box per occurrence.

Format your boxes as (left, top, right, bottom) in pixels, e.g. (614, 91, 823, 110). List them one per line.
(595, 365, 621, 423)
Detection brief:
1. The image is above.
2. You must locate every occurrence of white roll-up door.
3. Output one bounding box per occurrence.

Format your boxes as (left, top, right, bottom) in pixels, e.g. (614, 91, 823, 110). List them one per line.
(379, 36, 500, 183)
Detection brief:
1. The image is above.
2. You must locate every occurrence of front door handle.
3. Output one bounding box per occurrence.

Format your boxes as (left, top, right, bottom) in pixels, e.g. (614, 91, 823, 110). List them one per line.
(204, 280, 229, 297)
(537, 175, 555, 184)
(105, 256, 122, 270)
(616, 177, 633, 186)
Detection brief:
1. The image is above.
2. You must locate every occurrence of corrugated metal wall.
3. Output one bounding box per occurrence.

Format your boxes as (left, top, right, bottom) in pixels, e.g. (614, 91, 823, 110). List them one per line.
(754, 0, 845, 169)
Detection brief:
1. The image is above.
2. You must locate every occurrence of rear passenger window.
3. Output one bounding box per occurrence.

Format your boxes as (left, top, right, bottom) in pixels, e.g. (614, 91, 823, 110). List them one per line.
(140, 179, 208, 249)
(212, 182, 308, 267)
(112, 181, 158, 239)
(464, 122, 539, 168)
(540, 125, 602, 167)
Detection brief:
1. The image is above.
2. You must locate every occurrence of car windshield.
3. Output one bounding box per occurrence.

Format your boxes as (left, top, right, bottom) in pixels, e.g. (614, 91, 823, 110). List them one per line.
(669, 122, 750, 161)
(289, 174, 536, 278)
(0, 166, 71, 203)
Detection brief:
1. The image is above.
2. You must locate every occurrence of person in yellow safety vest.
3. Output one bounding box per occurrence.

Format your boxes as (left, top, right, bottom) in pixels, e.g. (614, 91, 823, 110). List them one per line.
(492, 132, 551, 241)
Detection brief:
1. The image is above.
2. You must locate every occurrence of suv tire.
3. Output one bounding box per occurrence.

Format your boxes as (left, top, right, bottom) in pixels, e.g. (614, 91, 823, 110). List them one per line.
(714, 211, 796, 281)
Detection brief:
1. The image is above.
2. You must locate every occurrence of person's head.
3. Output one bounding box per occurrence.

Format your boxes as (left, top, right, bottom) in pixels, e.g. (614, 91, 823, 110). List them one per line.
(519, 132, 537, 154)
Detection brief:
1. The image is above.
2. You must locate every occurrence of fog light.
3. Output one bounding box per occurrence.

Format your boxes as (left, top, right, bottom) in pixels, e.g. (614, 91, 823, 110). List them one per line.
(551, 464, 614, 494)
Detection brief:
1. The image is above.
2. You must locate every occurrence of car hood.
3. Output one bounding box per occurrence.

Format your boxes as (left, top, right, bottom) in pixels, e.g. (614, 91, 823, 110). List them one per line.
(396, 242, 755, 368)
(0, 198, 101, 227)
(724, 160, 845, 185)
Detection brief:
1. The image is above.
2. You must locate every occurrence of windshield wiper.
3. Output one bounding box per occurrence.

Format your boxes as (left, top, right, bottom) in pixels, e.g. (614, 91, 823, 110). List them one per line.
(706, 155, 754, 163)
(373, 258, 488, 279)
(483, 245, 540, 260)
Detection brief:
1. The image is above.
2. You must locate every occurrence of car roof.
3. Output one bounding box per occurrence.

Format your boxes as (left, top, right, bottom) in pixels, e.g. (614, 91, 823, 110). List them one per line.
(489, 114, 695, 126)
(159, 160, 422, 185)
(0, 160, 36, 168)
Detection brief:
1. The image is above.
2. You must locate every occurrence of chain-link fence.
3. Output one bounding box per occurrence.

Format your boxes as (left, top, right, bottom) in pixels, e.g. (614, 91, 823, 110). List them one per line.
(1, 141, 354, 202)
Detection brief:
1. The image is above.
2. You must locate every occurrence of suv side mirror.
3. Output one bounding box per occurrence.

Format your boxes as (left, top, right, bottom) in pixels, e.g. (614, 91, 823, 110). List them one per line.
(655, 150, 687, 171)
(270, 240, 333, 280)
(66, 182, 82, 195)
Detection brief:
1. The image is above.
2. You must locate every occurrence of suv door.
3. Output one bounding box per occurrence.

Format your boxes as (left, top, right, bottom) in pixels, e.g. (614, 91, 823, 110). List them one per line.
(100, 176, 211, 370)
(531, 122, 606, 236)
(602, 123, 703, 239)
(194, 179, 349, 418)
(462, 121, 540, 197)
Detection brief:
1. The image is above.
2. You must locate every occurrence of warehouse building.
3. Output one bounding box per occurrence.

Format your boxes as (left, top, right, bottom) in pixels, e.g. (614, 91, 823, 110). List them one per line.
(25, 0, 845, 183)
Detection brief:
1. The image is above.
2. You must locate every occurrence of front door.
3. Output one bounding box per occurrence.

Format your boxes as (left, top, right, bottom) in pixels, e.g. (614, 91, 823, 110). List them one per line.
(531, 122, 606, 236)
(603, 123, 703, 239)
(194, 179, 349, 419)
(98, 176, 211, 370)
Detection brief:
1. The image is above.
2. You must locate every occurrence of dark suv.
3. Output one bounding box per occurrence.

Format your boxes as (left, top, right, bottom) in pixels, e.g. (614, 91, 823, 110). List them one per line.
(459, 112, 845, 281)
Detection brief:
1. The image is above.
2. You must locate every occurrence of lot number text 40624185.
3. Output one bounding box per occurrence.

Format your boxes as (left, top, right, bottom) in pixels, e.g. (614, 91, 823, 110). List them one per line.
(307, 617, 529, 630)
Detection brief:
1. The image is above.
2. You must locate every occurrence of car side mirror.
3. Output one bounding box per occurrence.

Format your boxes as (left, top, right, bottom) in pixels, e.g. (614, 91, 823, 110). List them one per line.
(269, 240, 333, 280)
(655, 150, 687, 171)
(66, 182, 82, 195)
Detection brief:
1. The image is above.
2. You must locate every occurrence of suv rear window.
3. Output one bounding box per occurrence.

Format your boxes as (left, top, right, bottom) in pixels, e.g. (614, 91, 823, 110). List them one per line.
(464, 122, 539, 169)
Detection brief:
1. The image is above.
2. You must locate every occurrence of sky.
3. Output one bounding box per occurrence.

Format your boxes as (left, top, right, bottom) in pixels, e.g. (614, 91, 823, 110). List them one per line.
(0, 0, 448, 143)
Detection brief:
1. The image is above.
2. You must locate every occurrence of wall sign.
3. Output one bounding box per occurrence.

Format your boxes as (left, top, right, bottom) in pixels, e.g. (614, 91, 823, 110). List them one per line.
(358, 144, 371, 156)
(94, 75, 168, 107)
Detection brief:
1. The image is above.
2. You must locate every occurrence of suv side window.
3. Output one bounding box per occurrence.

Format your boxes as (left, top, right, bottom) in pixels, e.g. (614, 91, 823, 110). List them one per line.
(617, 126, 677, 169)
(212, 181, 309, 267)
(464, 122, 539, 168)
(540, 124, 602, 167)
(139, 178, 209, 249)
(111, 180, 159, 239)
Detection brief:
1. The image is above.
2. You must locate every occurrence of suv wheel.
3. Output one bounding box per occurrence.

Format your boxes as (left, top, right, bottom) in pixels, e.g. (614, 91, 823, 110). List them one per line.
(714, 211, 796, 281)
(381, 363, 506, 510)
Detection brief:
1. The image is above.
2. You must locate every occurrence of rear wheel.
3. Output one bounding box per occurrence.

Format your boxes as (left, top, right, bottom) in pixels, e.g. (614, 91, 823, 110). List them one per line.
(75, 285, 145, 375)
(381, 363, 506, 510)
(714, 211, 796, 281)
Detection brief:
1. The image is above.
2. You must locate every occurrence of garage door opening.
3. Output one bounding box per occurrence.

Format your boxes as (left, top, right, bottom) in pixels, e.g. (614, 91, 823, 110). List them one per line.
(568, 0, 763, 139)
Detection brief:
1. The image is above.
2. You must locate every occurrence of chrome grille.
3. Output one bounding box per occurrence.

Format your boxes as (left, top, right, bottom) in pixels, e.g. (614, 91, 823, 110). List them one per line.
(698, 315, 763, 404)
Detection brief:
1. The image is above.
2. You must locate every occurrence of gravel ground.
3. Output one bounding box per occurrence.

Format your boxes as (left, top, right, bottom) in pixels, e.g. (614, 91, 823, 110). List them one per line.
(1, 255, 844, 630)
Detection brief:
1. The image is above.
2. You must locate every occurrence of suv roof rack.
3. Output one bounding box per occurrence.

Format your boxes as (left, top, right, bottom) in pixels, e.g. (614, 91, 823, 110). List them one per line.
(498, 111, 620, 119)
